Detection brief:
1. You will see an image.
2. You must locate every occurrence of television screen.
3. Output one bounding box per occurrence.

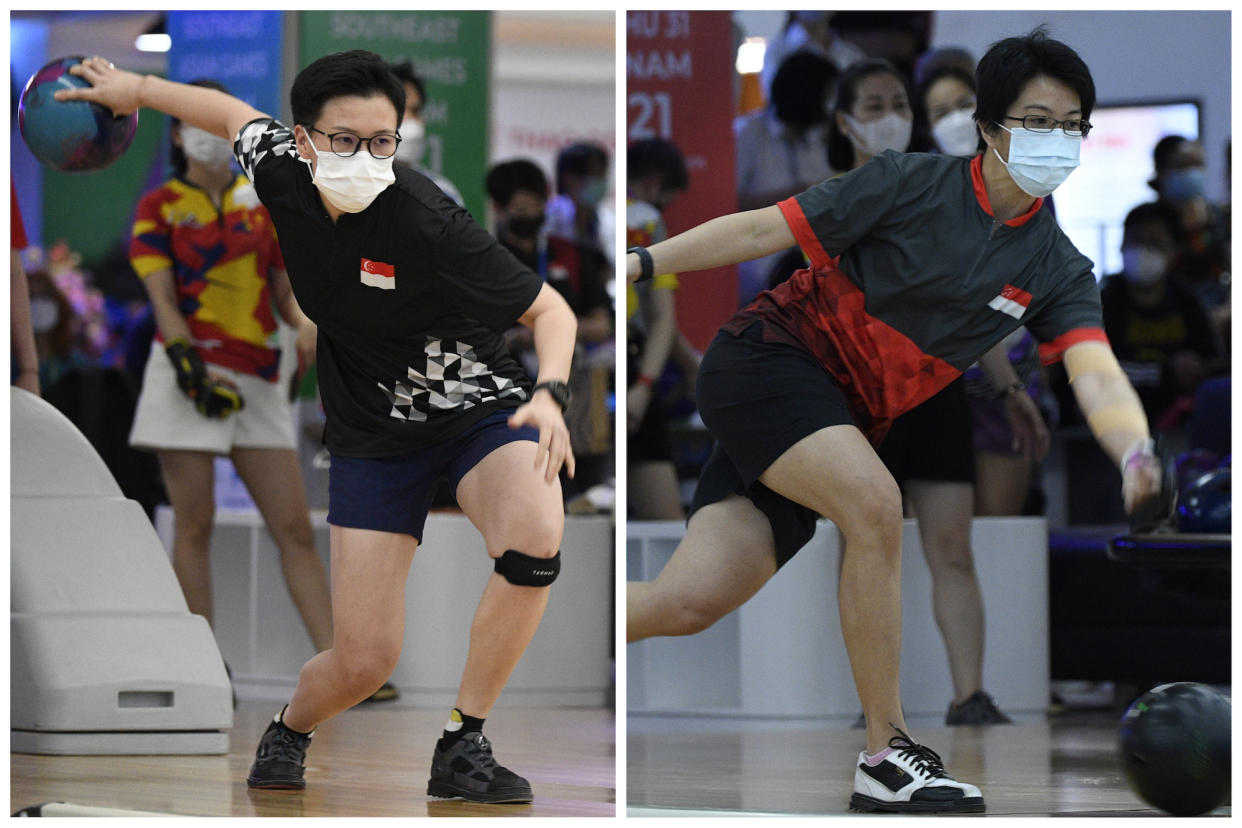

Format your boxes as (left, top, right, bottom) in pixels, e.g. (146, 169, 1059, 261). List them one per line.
(1051, 100, 1200, 279)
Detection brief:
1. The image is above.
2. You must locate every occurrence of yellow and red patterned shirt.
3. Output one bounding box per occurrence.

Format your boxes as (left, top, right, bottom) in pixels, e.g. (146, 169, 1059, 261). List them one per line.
(130, 175, 285, 380)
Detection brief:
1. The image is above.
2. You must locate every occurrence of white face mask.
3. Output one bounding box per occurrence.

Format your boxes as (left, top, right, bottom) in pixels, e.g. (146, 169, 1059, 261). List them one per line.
(994, 124, 1081, 198)
(181, 125, 234, 169)
(932, 109, 979, 157)
(29, 297, 59, 334)
(395, 118, 426, 167)
(1122, 245, 1169, 286)
(300, 135, 395, 214)
(844, 111, 912, 159)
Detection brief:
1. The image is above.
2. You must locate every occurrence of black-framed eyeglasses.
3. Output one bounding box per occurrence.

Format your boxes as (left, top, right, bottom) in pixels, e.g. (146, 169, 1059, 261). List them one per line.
(305, 125, 401, 159)
(1003, 114, 1092, 137)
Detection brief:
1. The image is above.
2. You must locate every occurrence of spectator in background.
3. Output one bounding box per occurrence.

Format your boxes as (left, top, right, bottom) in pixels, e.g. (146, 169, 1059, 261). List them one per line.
(917, 52, 1054, 516)
(487, 158, 614, 499)
(759, 11, 866, 100)
(1148, 135, 1230, 341)
(737, 52, 840, 210)
(126, 80, 352, 701)
(917, 60, 979, 158)
(487, 160, 611, 347)
(547, 142, 611, 259)
(388, 59, 464, 206)
(627, 138, 691, 520)
(1100, 201, 1223, 433)
(828, 58, 914, 174)
(24, 268, 90, 390)
(11, 182, 40, 395)
(737, 52, 839, 299)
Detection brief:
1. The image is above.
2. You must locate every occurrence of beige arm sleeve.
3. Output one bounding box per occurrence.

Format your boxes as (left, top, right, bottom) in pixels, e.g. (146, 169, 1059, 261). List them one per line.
(1064, 341, 1150, 467)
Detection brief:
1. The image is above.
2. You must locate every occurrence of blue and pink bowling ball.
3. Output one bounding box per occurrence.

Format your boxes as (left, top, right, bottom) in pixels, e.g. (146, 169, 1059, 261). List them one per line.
(1176, 467, 1230, 534)
(18, 56, 138, 173)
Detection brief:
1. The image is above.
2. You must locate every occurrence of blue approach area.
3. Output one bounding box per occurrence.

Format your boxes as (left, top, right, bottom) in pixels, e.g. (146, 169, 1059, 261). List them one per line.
(18, 55, 138, 173)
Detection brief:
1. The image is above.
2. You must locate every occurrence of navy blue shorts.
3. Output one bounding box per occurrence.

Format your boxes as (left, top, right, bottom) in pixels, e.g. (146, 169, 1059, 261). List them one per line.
(327, 409, 539, 541)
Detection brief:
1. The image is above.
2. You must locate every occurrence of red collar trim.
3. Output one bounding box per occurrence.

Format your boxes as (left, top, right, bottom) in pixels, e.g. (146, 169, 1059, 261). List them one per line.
(970, 154, 1043, 227)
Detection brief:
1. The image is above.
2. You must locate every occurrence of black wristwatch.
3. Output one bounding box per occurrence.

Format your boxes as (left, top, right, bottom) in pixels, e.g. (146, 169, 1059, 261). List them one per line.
(532, 379, 571, 411)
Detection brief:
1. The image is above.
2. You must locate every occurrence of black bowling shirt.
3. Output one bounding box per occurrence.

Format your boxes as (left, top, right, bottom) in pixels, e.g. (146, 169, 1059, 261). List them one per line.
(235, 118, 541, 457)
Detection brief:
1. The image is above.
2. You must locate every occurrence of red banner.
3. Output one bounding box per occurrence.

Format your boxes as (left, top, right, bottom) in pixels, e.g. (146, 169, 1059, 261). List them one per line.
(626, 11, 737, 351)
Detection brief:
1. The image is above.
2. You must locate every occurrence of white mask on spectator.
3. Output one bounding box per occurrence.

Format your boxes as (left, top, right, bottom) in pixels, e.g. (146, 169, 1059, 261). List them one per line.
(844, 112, 912, 158)
(395, 118, 426, 167)
(181, 125, 234, 169)
(1122, 245, 1169, 286)
(29, 297, 59, 334)
(932, 109, 979, 157)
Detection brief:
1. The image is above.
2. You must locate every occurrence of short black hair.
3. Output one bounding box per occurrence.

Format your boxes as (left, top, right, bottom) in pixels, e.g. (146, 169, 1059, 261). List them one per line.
(770, 51, 839, 129)
(291, 50, 405, 129)
(974, 28, 1095, 144)
(388, 59, 426, 114)
(486, 159, 549, 206)
(1123, 200, 1185, 247)
(627, 138, 688, 192)
(1152, 134, 1192, 174)
(170, 79, 230, 177)
(828, 58, 910, 171)
(555, 142, 608, 194)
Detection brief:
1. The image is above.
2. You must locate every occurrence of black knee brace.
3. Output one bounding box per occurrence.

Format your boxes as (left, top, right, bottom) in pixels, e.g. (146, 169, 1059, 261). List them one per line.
(494, 549, 560, 586)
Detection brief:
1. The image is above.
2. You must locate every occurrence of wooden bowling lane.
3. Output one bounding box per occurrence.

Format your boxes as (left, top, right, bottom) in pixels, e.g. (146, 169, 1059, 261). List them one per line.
(11, 705, 615, 818)
(627, 712, 1231, 817)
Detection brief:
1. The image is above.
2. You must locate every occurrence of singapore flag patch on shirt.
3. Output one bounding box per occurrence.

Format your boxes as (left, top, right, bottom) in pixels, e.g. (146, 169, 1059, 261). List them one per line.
(360, 257, 396, 290)
(988, 283, 1032, 319)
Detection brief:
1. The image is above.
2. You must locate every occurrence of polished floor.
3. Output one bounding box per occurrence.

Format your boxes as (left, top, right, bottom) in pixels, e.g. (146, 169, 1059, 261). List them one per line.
(11, 704, 616, 818)
(627, 709, 1231, 817)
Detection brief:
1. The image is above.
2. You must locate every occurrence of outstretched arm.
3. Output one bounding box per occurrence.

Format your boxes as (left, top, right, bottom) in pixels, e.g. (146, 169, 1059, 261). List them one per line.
(1064, 341, 1161, 515)
(625, 205, 794, 283)
(54, 56, 264, 141)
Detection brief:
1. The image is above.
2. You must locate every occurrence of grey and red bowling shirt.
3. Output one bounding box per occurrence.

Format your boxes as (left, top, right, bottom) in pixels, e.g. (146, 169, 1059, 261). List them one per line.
(724, 150, 1108, 444)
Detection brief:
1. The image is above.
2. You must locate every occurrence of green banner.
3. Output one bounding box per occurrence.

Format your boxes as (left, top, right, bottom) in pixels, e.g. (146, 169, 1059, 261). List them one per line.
(298, 11, 491, 219)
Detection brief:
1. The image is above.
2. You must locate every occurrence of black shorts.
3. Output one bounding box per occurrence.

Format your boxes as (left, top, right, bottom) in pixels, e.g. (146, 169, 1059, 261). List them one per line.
(876, 376, 974, 486)
(629, 384, 675, 463)
(689, 322, 857, 568)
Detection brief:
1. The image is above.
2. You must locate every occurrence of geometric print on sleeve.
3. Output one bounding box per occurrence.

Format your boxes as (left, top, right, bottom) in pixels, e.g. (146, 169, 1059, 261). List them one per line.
(378, 338, 528, 422)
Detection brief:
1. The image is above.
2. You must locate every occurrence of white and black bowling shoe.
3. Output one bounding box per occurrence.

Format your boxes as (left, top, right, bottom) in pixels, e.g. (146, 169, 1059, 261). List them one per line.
(849, 727, 985, 813)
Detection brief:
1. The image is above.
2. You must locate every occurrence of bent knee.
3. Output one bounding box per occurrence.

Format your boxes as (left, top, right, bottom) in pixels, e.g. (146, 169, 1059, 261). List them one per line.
(493, 548, 561, 587)
(334, 646, 400, 694)
(487, 515, 563, 559)
(837, 477, 904, 544)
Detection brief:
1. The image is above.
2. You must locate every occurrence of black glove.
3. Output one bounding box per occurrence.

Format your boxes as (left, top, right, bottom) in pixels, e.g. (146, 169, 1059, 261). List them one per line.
(164, 337, 207, 395)
(164, 337, 245, 419)
(195, 381, 245, 419)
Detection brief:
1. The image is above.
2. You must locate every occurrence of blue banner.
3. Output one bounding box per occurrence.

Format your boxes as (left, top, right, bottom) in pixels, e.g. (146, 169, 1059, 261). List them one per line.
(167, 11, 284, 117)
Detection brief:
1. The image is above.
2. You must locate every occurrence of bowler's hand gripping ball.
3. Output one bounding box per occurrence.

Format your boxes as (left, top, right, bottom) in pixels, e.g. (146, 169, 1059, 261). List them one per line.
(18, 56, 138, 173)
